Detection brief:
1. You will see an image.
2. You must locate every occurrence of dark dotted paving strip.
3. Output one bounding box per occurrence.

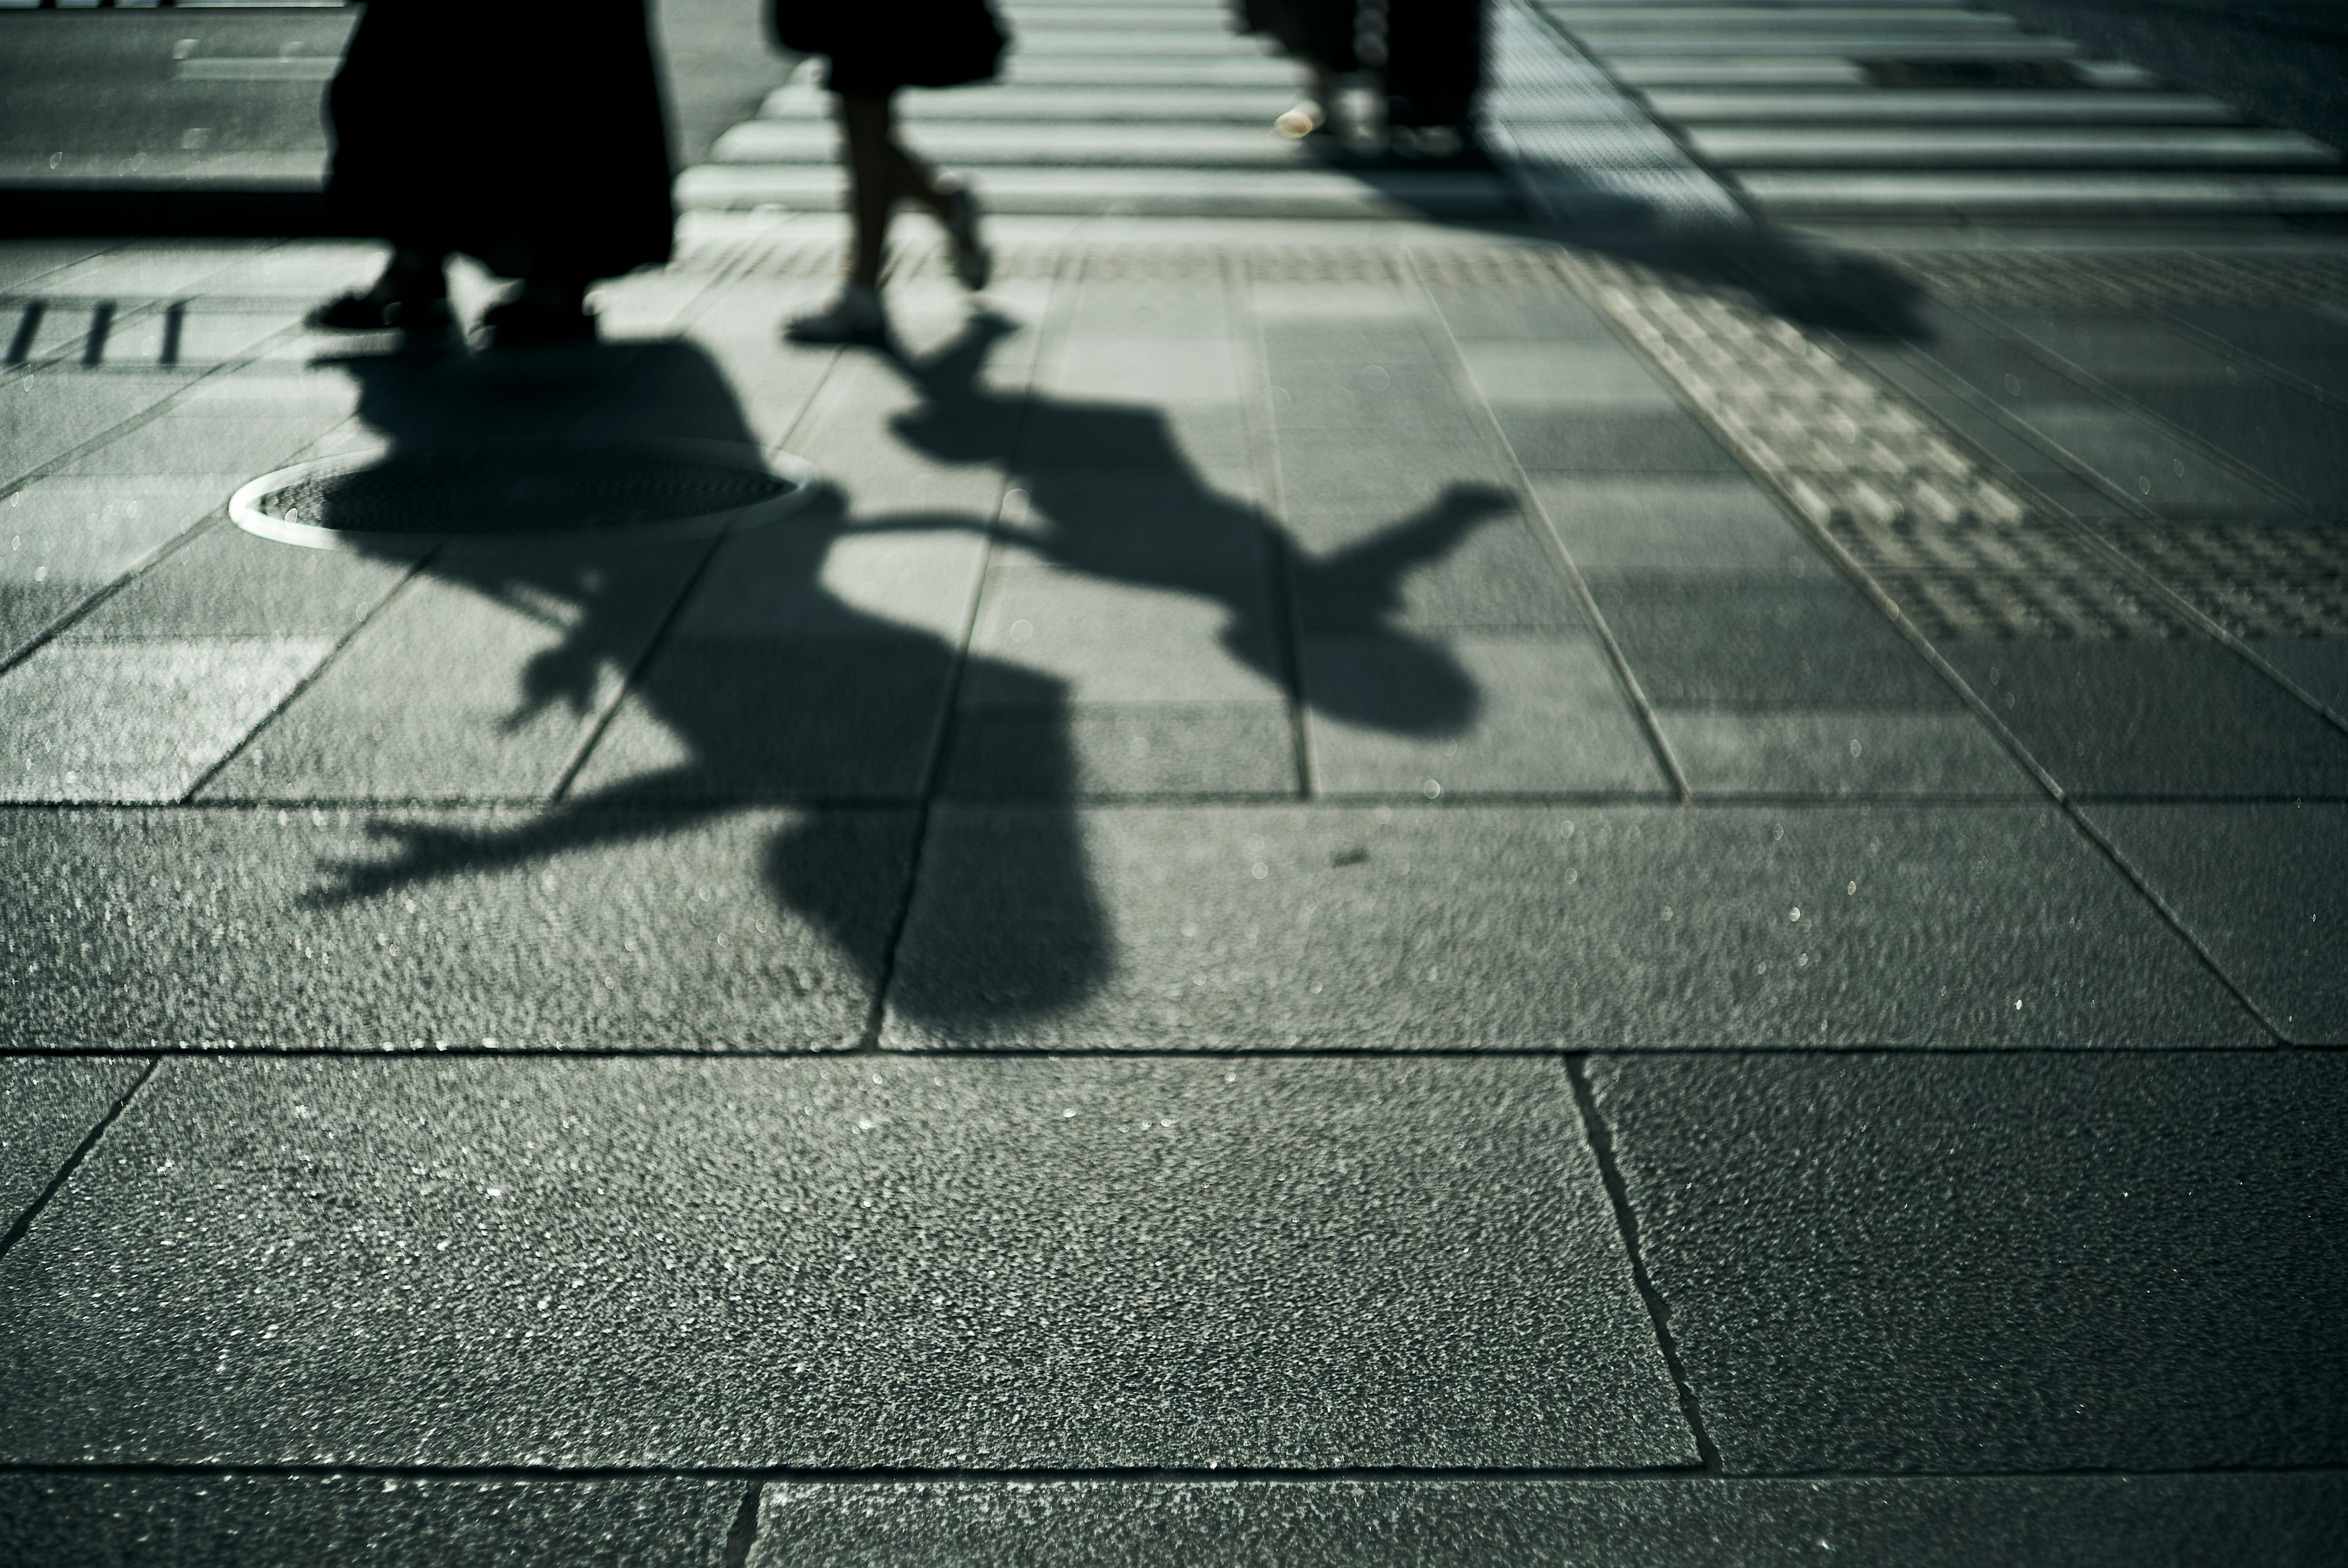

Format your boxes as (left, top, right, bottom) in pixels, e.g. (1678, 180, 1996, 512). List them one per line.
(1589, 1053, 2348, 1474)
(747, 1474, 2348, 1568)
(0, 1056, 1691, 1470)
(0, 808, 912, 1052)
(882, 804, 2263, 1051)
(0, 1474, 739, 1568)
(0, 1058, 142, 1239)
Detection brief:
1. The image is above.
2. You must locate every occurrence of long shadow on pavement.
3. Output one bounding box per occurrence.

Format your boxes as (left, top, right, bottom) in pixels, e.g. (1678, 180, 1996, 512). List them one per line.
(298, 308, 1503, 1039)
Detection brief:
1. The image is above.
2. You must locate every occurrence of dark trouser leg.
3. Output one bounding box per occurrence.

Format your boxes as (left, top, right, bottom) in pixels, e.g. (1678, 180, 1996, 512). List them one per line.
(1384, 0, 1485, 128)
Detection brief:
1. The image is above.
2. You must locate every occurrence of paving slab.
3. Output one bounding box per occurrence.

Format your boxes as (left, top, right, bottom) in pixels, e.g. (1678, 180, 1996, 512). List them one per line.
(882, 803, 2261, 1048)
(1589, 1052, 2348, 1473)
(0, 1058, 143, 1239)
(0, 1055, 1692, 1469)
(0, 1475, 741, 1568)
(1493, 410, 1746, 475)
(0, 636, 332, 803)
(202, 545, 710, 803)
(1940, 639, 2348, 796)
(2083, 801, 2348, 1042)
(1302, 633, 1666, 795)
(1586, 572, 1957, 708)
(745, 1475, 2348, 1568)
(571, 639, 962, 801)
(1659, 709, 2036, 797)
(0, 807, 910, 1050)
(944, 703, 1297, 797)
(1526, 476, 1825, 575)
(61, 521, 413, 640)
(1285, 497, 1586, 632)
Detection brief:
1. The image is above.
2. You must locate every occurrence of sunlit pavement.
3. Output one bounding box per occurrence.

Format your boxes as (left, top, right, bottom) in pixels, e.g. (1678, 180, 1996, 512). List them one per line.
(2, 1, 2346, 1563)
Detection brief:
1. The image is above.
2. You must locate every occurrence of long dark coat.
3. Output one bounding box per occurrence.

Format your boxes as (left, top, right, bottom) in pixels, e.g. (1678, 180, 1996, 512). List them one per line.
(328, 0, 674, 281)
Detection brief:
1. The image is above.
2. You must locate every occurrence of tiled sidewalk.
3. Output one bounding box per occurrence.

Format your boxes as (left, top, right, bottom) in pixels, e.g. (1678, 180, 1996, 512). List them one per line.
(2, 215, 2345, 1563)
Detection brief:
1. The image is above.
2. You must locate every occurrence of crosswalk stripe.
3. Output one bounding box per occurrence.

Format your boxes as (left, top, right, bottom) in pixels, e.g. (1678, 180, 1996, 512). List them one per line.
(1735, 171, 2348, 214)
(1642, 90, 2239, 124)
(1689, 127, 2340, 167)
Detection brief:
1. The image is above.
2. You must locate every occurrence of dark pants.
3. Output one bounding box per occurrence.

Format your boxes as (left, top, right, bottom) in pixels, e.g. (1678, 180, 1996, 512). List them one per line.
(1384, 0, 1485, 127)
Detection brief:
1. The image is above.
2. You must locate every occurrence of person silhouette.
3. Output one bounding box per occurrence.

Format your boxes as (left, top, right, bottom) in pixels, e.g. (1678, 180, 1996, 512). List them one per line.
(770, 0, 1010, 344)
(307, 0, 676, 347)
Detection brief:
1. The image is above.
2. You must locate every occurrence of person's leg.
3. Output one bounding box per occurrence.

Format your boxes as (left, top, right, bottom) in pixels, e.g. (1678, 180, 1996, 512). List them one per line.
(839, 90, 907, 290)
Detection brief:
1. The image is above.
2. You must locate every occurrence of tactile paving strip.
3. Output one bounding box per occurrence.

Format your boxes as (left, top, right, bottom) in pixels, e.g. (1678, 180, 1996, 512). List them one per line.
(1887, 249, 2348, 308)
(1552, 249, 2209, 639)
(2108, 523, 2348, 638)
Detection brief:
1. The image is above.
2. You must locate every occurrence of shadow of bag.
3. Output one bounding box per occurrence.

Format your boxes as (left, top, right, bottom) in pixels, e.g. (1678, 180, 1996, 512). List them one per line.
(770, 0, 1010, 87)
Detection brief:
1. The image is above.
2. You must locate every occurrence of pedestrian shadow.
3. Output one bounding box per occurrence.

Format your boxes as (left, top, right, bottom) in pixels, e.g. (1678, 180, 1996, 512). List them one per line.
(293, 307, 1500, 1036)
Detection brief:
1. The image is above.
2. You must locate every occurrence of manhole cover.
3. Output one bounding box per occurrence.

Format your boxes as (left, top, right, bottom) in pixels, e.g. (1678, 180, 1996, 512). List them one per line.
(232, 441, 821, 551)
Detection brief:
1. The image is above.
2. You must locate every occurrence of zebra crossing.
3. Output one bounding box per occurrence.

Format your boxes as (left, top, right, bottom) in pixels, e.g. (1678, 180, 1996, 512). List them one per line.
(677, 0, 1521, 221)
(673, 0, 2348, 229)
(1528, 0, 2348, 224)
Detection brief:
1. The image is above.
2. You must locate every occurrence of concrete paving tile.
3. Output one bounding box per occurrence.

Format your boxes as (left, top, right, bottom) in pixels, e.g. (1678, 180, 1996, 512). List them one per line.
(1423, 288, 1618, 342)
(1268, 364, 1488, 435)
(793, 422, 1010, 516)
(962, 564, 1283, 707)
(1587, 572, 1957, 707)
(1940, 639, 2348, 795)
(945, 703, 1297, 797)
(0, 242, 113, 293)
(1661, 709, 2035, 797)
(2113, 383, 2348, 508)
(1019, 402, 1252, 484)
(1260, 321, 1445, 366)
(98, 309, 299, 372)
(0, 638, 333, 803)
(1303, 634, 1665, 796)
(675, 522, 988, 645)
(0, 1055, 1693, 1469)
(1493, 410, 1744, 475)
(2253, 638, 2348, 720)
(203, 547, 706, 803)
(0, 1059, 143, 1238)
(0, 374, 198, 485)
(2169, 304, 2348, 400)
(2083, 802, 2347, 1043)
(0, 807, 908, 1050)
(1005, 469, 1271, 583)
(52, 415, 342, 479)
(1453, 341, 1683, 408)
(883, 804, 2260, 1049)
(64, 522, 413, 640)
(745, 1476, 2348, 1568)
(1527, 476, 1826, 573)
(0, 1475, 742, 1567)
(1042, 339, 1242, 405)
(2019, 405, 2299, 519)
(1276, 436, 1514, 511)
(1288, 498, 1584, 631)
(570, 641, 958, 800)
(1589, 1053, 2348, 1471)
(0, 584, 90, 664)
(1065, 282, 1234, 340)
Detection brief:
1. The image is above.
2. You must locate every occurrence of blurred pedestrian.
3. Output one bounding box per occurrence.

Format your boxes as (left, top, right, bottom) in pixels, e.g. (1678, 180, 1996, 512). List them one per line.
(774, 0, 1010, 344)
(1232, 0, 1359, 139)
(1384, 0, 1485, 160)
(308, 0, 676, 347)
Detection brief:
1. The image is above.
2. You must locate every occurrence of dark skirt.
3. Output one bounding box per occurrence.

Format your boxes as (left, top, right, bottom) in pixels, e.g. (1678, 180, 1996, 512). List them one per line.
(328, 0, 674, 281)
(773, 0, 1008, 94)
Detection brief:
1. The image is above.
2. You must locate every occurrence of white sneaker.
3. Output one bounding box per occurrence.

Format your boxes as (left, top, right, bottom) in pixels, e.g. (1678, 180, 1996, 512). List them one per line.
(943, 185, 992, 292)
(784, 284, 888, 345)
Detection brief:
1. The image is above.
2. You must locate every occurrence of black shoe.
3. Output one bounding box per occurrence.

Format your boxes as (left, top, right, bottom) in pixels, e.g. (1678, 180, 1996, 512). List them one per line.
(481, 296, 597, 349)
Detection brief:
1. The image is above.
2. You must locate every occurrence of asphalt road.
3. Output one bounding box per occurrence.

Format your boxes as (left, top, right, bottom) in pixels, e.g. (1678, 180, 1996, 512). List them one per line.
(0, 0, 787, 184)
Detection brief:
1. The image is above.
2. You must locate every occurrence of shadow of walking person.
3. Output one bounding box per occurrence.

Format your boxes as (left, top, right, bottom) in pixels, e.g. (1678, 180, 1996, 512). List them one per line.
(295, 332, 1108, 1039)
(884, 311, 1511, 750)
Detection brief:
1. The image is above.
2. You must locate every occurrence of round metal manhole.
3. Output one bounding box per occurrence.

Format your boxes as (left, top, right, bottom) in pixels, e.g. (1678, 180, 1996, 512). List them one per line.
(231, 441, 821, 551)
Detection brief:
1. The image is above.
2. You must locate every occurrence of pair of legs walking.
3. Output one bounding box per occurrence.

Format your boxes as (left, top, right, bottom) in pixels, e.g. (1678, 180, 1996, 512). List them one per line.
(788, 90, 991, 344)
